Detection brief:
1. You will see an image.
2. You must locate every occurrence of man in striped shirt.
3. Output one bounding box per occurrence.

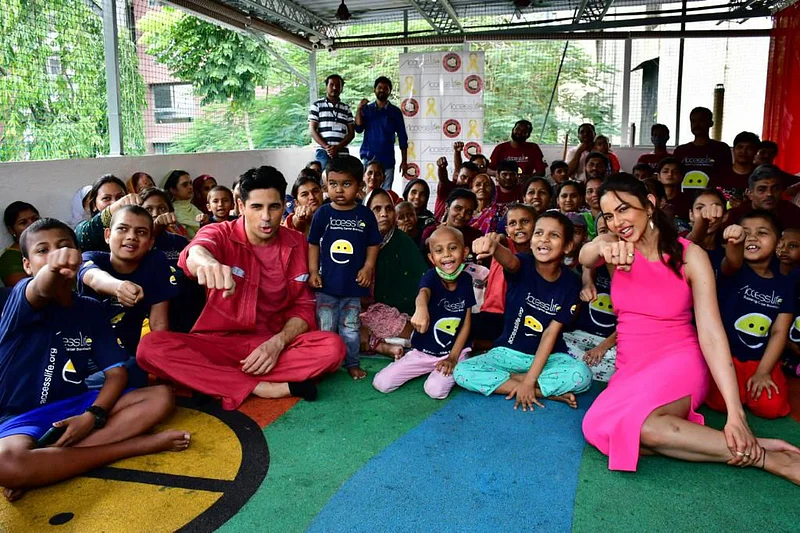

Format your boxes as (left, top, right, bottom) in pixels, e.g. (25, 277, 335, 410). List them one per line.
(308, 74, 355, 172)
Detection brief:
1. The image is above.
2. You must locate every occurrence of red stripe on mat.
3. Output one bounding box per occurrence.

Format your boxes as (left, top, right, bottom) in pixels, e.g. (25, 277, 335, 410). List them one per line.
(238, 397, 300, 428)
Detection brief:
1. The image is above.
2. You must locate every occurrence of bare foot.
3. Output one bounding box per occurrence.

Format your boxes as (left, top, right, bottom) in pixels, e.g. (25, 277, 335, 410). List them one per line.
(375, 342, 404, 360)
(764, 450, 800, 485)
(3, 487, 24, 502)
(547, 393, 578, 409)
(759, 438, 800, 455)
(144, 429, 191, 454)
(252, 381, 291, 399)
(348, 366, 367, 380)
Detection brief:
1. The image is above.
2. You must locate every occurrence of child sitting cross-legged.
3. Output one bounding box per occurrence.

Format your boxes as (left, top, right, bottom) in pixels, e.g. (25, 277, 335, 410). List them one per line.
(471, 204, 535, 346)
(454, 212, 592, 410)
(78, 206, 178, 388)
(0, 218, 188, 502)
(372, 226, 474, 399)
(705, 211, 795, 419)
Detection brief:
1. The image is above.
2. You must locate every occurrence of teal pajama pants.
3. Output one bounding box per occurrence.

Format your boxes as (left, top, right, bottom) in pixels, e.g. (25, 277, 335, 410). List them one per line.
(453, 346, 592, 397)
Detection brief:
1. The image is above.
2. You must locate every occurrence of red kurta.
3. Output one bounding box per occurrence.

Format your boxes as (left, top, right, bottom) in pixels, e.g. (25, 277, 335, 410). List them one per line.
(136, 219, 345, 409)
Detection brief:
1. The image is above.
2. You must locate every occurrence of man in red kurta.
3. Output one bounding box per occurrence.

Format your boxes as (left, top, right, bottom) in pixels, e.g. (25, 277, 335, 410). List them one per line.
(137, 166, 345, 410)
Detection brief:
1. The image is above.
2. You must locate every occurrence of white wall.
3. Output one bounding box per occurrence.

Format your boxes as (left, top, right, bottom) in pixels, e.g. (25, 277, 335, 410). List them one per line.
(0, 145, 648, 247)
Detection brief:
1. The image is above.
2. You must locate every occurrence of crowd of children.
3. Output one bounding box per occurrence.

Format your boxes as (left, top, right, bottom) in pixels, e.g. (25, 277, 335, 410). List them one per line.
(1, 103, 800, 498)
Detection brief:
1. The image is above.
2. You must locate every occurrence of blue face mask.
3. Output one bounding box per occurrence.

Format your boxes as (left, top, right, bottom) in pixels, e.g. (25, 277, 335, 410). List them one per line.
(435, 263, 466, 282)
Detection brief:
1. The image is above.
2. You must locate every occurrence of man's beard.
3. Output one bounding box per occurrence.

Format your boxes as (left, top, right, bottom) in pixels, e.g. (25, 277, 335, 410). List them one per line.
(511, 133, 527, 143)
(376, 93, 389, 102)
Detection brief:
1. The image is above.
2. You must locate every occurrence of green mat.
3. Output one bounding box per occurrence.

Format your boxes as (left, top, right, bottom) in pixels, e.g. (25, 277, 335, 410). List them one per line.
(219, 358, 456, 533)
(573, 408, 800, 533)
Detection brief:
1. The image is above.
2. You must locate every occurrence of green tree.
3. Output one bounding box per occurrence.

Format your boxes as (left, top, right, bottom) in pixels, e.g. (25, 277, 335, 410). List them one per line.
(0, 0, 145, 162)
(476, 40, 617, 145)
(139, 8, 307, 150)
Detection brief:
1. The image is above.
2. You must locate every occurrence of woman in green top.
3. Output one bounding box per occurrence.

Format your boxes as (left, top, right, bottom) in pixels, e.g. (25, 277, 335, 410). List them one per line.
(361, 189, 428, 358)
(75, 175, 141, 253)
(0, 202, 40, 287)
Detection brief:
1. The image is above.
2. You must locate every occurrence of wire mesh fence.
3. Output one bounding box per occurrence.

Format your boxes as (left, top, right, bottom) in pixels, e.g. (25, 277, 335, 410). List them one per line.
(0, 0, 774, 163)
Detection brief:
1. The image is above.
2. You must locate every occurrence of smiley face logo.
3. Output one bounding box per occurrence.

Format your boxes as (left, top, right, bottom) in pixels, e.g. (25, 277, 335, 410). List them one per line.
(169, 266, 178, 286)
(789, 316, 800, 343)
(330, 239, 353, 264)
(589, 294, 615, 328)
(682, 170, 709, 190)
(734, 312, 772, 349)
(62, 359, 83, 384)
(433, 317, 461, 348)
(523, 315, 543, 336)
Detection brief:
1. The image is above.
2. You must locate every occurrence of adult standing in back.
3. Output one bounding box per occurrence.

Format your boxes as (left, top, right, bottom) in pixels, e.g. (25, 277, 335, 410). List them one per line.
(488, 120, 546, 178)
(673, 107, 732, 189)
(309, 74, 355, 171)
(355, 77, 409, 191)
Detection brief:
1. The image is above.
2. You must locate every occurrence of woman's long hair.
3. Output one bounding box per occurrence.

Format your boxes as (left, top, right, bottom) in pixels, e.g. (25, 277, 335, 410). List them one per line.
(87, 175, 127, 216)
(597, 173, 684, 277)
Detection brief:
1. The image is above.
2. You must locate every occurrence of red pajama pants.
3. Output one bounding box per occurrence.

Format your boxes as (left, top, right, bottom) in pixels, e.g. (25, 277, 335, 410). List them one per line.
(705, 358, 790, 419)
(137, 331, 345, 410)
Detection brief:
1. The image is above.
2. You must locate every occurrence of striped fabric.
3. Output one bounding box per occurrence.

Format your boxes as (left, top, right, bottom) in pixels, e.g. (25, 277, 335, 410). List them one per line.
(308, 98, 354, 146)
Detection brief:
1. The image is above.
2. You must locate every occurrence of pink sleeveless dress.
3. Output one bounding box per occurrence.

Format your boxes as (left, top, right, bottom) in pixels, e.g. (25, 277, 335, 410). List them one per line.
(582, 238, 710, 471)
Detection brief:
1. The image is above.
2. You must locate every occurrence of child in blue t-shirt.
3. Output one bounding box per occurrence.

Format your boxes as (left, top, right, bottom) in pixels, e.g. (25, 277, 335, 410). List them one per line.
(705, 210, 795, 419)
(78, 206, 178, 388)
(454, 212, 592, 410)
(205, 186, 237, 224)
(373, 227, 475, 399)
(308, 155, 382, 380)
(564, 213, 618, 382)
(0, 218, 187, 501)
(777, 228, 800, 376)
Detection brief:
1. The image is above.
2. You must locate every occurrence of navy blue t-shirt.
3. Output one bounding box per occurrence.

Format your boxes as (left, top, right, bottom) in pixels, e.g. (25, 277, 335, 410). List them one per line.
(154, 231, 189, 269)
(705, 241, 725, 280)
(410, 269, 475, 356)
(78, 250, 178, 356)
(0, 280, 127, 418)
(571, 266, 616, 338)
(308, 203, 382, 298)
(718, 264, 795, 362)
(787, 269, 800, 345)
(496, 254, 581, 354)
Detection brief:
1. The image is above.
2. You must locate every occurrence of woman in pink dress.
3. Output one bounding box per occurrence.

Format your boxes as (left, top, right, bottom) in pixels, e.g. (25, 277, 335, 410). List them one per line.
(580, 174, 800, 483)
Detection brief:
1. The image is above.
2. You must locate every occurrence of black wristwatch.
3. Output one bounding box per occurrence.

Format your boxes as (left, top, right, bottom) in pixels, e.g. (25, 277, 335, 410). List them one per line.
(85, 405, 108, 429)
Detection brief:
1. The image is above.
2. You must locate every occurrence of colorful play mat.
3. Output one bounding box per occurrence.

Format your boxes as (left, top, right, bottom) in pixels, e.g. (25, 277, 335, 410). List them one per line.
(2, 358, 799, 532)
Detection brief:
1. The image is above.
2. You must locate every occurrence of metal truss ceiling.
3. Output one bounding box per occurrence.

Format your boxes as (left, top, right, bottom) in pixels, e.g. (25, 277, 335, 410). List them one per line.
(407, 0, 463, 33)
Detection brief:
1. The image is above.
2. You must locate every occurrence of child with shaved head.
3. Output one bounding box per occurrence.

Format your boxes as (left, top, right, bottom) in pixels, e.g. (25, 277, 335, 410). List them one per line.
(373, 226, 474, 399)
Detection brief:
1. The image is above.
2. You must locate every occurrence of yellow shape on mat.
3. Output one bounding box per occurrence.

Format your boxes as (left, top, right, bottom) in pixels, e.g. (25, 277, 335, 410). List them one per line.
(0, 477, 221, 532)
(0, 406, 244, 531)
(113, 406, 242, 480)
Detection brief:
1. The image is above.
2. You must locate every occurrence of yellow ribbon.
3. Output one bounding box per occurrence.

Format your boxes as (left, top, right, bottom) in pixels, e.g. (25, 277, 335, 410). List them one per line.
(425, 97, 437, 117)
(407, 141, 416, 160)
(467, 52, 479, 72)
(467, 120, 479, 139)
(404, 76, 415, 94)
(426, 163, 436, 180)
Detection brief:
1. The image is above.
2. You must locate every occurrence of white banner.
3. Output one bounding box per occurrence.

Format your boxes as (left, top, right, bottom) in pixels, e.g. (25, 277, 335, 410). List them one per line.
(399, 51, 485, 196)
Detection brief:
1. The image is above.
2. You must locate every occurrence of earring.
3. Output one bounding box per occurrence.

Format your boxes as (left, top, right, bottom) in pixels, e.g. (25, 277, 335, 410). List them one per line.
(649, 215, 655, 230)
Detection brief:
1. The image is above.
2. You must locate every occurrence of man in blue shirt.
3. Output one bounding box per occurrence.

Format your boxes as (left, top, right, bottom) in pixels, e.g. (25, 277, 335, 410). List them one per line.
(355, 76, 409, 191)
(0, 218, 188, 502)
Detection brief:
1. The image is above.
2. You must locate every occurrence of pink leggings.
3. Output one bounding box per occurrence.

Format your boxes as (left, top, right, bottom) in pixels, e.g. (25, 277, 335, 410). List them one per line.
(372, 348, 470, 399)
